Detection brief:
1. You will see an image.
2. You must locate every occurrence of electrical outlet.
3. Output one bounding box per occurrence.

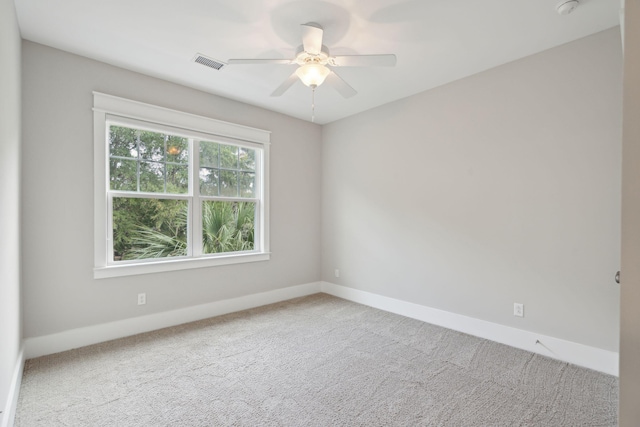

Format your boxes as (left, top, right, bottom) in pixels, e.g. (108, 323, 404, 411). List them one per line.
(138, 293, 146, 305)
(334, 269, 340, 278)
(514, 303, 524, 317)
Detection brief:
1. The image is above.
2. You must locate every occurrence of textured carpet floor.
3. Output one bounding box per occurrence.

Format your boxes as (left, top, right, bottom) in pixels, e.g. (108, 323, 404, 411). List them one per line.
(16, 294, 618, 426)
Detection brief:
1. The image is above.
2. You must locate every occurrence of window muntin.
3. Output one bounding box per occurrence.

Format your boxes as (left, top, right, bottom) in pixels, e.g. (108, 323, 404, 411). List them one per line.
(109, 126, 190, 194)
(199, 141, 256, 198)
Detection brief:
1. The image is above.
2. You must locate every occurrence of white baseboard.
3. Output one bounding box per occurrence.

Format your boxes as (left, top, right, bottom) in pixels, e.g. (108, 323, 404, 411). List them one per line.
(22, 281, 618, 376)
(321, 282, 619, 376)
(1, 346, 24, 427)
(24, 282, 322, 360)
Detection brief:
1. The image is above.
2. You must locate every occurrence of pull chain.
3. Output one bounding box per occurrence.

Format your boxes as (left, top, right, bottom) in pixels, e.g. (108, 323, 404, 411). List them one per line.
(311, 87, 316, 123)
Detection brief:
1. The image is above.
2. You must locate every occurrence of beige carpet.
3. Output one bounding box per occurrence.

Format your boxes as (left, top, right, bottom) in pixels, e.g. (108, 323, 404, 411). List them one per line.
(16, 294, 618, 426)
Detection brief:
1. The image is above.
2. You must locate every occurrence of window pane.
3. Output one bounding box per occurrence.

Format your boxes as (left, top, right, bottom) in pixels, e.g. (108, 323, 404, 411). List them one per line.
(200, 141, 219, 168)
(202, 201, 255, 254)
(239, 172, 255, 198)
(239, 147, 256, 171)
(219, 170, 238, 197)
(109, 125, 138, 158)
(220, 144, 238, 169)
(110, 158, 137, 191)
(200, 167, 219, 196)
(167, 164, 189, 194)
(140, 161, 165, 193)
(112, 197, 188, 261)
(138, 131, 165, 162)
(166, 135, 188, 163)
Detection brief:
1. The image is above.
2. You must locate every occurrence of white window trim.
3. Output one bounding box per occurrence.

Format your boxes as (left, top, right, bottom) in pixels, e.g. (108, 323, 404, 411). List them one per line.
(93, 92, 270, 279)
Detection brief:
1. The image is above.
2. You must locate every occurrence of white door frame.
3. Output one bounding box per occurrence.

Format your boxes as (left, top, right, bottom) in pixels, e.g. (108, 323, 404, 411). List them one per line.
(620, 0, 640, 424)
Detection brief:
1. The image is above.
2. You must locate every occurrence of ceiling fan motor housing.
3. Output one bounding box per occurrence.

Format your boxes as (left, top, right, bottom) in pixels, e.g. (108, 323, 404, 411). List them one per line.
(295, 45, 331, 65)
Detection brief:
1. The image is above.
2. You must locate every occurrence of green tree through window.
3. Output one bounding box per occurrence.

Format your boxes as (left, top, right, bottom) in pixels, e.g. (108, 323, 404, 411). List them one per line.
(108, 122, 259, 262)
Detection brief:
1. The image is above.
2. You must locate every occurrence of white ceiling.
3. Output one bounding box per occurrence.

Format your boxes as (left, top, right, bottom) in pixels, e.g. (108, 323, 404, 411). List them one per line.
(15, 0, 620, 124)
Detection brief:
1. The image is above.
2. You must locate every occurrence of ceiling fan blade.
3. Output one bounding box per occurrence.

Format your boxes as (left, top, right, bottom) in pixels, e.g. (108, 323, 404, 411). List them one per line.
(301, 23, 323, 55)
(330, 54, 397, 67)
(228, 58, 293, 65)
(325, 71, 357, 98)
(271, 72, 299, 97)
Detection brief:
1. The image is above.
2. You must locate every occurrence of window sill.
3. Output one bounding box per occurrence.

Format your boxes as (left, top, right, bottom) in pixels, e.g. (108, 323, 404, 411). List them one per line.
(94, 252, 270, 279)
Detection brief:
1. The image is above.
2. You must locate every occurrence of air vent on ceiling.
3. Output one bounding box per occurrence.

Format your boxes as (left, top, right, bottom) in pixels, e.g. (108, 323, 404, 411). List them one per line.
(193, 54, 226, 71)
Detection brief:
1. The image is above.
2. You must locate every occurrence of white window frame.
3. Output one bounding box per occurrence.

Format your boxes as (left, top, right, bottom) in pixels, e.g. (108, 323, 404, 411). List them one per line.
(93, 92, 270, 279)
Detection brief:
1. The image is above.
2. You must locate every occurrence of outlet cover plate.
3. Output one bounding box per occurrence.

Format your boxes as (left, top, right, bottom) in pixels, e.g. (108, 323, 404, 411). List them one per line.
(514, 302, 524, 317)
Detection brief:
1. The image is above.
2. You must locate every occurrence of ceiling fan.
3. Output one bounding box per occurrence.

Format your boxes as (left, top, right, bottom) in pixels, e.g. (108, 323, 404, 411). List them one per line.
(228, 23, 397, 99)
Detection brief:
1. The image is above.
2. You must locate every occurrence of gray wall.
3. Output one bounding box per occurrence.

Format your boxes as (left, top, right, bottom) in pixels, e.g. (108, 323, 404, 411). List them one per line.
(322, 28, 622, 352)
(0, 0, 22, 414)
(21, 41, 322, 338)
(18, 25, 623, 356)
(620, 0, 640, 423)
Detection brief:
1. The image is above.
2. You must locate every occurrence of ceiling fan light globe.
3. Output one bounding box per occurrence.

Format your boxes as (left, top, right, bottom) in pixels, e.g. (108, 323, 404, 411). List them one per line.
(296, 63, 330, 87)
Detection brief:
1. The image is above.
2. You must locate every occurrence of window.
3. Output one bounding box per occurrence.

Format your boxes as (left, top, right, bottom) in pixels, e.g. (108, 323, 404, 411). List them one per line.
(94, 93, 270, 278)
